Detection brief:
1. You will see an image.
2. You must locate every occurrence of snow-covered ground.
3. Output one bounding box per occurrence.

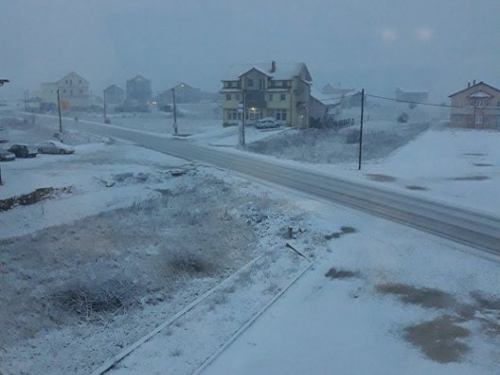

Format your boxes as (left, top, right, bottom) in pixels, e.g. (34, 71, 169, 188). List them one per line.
(1, 106, 499, 375)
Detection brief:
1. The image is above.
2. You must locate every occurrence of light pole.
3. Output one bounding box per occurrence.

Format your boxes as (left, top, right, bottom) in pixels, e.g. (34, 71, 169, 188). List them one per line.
(0, 78, 10, 185)
(57, 89, 63, 142)
(358, 89, 365, 170)
(172, 87, 178, 135)
(239, 90, 246, 146)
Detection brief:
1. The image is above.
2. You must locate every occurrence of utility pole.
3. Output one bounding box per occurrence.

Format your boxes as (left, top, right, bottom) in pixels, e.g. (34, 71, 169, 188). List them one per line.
(57, 89, 63, 142)
(103, 89, 107, 123)
(239, 91, 246, 146)
(358, 89, 365, 170)
(172, 88, 178, 135)
(0, 78, 9, 185)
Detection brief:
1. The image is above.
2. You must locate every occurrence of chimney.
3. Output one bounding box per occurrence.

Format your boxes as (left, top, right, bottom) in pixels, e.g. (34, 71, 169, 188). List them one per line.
(473, 79, 476, 85)
(270, 60, 276, 73)
(468, 82, 470, 88)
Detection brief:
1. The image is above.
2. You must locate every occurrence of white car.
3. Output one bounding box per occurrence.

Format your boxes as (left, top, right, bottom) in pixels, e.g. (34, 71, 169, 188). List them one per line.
(38, 141, 75, 155)
(256, 117, 281, 129)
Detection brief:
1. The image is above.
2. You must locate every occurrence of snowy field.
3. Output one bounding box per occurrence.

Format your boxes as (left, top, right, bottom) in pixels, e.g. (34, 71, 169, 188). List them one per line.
(0, 106, 499, 375)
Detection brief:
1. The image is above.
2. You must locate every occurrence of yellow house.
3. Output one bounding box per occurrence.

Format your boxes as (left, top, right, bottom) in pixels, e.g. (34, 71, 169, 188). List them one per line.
(221, 61, 312, 128)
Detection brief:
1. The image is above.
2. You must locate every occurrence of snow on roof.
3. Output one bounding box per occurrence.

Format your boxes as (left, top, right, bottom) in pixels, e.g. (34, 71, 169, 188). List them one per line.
(469, 90, 493, 98)
(449, 81, 500, 97)
(222, 62, 307, 81)
(310, 88, 343, 106)
(396, 87, 428, 94)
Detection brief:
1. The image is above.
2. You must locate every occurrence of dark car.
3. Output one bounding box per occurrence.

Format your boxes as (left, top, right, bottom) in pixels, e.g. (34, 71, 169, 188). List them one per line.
(0, 148, 15, 162)
(8, 144, 38, 158)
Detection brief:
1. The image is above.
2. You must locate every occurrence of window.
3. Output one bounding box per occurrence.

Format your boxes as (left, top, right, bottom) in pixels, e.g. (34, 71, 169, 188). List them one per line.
(476, 99, 484, 107)
(228, 109, 240, 121)
(275, 109, 287, 121)
(280, 93, 286, 101)
(247, 79, 253, 87)
(475, 115, 483, 125)
(268, 94, 273, 101)
(226, 93, 231, 101)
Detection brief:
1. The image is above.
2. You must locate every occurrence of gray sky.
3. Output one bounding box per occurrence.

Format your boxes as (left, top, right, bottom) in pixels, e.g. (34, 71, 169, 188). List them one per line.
(1, 0, 499, 100)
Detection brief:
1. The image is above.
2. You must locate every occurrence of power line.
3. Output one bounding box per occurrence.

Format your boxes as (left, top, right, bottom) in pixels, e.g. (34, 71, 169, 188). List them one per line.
(364, 93, 500, 111)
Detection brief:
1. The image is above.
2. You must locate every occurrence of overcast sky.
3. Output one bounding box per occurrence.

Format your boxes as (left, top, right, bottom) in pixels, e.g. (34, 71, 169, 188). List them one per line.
(1, 0, 499, 100)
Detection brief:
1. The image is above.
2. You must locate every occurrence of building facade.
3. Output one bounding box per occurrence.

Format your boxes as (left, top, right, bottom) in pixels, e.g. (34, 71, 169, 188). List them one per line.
(395, 88, 428, 104)
(125, 75, 152, 108)
(40, 72, 90, 110)
(449, 81, 500, 129)
(220, 61, 312, 128)
(104, 84, 125, 105)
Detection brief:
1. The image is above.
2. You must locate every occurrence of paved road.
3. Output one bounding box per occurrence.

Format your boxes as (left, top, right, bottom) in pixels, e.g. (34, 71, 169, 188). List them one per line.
(32, 114, 500, 257)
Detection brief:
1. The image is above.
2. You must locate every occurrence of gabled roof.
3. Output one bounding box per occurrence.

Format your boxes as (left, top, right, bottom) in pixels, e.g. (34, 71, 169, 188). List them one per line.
(396, 87, 428, 94)
(222, 62, 311, 82)
(127, 75, 150, 83)
(449, 81, 500, 98)
(104, 84, 124, 92)
(58, 72, 88, 84)
(171, 82, 199, 90)
(468, 90, 493, 98)
(310, 88, 343, 106)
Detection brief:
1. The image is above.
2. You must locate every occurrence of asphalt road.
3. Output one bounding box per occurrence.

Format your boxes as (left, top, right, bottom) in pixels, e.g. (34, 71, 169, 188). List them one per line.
(31, 114, 500, 257)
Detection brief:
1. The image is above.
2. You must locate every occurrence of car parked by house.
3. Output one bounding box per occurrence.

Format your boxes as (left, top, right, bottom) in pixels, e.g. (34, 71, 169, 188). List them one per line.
(8, 144, 38, 158)
(256, 117, 281, 129)
(37, 141, 75, 155)
(0, 148, 16, 162)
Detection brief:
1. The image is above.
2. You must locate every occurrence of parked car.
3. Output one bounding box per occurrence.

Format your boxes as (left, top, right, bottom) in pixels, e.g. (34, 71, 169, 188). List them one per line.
(8, 144, 38, 158)
(256, 117, 281, 129)
(0, 148, 16, 162)
(38, 141, 75, 155)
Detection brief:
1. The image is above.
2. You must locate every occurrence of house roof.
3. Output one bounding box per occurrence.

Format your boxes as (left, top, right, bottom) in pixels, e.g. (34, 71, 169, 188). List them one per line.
(449, 81, 500, 98)
(468, 90, 493, 98)
(127, 75, 150, 84)
(58, 72, 88, 84)
(104, 84, 124, 92)
(222, 62, 311, 82)
(42, 72, 88, 85)
(310, 88, 343, 106)
(396, 87, 428, 94)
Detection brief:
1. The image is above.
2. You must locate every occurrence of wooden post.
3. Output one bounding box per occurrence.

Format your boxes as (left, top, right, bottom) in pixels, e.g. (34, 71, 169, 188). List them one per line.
(57, 89, 63, 142)
(172, 88, 178, 135)
(358, 89, 365, 170)
(103, 89, 107, 123)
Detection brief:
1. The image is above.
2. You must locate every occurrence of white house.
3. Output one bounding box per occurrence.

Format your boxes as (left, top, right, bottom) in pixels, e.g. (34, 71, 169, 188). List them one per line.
(41, 72, 90, 110)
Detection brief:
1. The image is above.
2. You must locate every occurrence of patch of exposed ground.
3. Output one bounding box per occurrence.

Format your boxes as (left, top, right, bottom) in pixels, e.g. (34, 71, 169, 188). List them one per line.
(449, 175, 489, 181)
(404, 315, 470, 363)
(376, 283, 457, 309)
(366, 174, 396, 182)
(474, 163, 493, 167)
(0, 186, 73, 211)
(324, 268, 359, 280)
(406, 185, 428, 191)
(324, 226, 357, 240)
(376, 284, 500, 363)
